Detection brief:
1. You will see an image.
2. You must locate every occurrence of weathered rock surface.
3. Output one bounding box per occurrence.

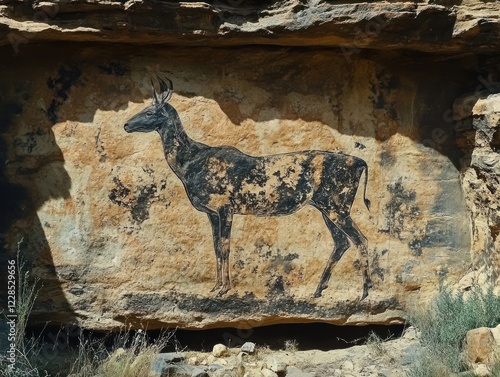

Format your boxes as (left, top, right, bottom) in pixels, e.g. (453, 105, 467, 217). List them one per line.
(0, 0, 500, 55)
(0, 42, 475, 329)
(0, 0, 498, 331)
(454, 93, 500, 289)
(465, 325, 500, 366)
(240, 342, 256, 354)
(266, 356, 287, 373)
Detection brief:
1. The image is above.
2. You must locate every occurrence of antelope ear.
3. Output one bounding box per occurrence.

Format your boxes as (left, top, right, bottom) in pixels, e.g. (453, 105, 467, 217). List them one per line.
(151, 79, 159, 104)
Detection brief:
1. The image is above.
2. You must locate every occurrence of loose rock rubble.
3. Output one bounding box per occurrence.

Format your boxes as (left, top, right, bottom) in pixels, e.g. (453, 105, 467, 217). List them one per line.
(148, 328, 423, 377)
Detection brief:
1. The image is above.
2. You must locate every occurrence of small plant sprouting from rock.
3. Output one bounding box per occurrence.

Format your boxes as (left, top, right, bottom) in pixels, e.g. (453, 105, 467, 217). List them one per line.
(366, 331, 385, 358)
(254, 344, 272, 359)
(283, 339, 299, 353)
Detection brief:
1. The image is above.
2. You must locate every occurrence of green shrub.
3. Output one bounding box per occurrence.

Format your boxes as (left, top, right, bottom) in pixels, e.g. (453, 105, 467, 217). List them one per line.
(408, 285, 500, 376)
(406, 355, 454, 377)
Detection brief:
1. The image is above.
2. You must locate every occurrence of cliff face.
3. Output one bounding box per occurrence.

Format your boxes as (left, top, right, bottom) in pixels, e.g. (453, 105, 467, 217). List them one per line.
(0, 1, 498, 330)
(1, 0, 500, 52)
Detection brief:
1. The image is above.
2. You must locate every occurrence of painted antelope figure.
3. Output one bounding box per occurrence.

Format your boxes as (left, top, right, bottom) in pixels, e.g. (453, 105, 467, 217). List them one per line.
(124, 77, 372, 300)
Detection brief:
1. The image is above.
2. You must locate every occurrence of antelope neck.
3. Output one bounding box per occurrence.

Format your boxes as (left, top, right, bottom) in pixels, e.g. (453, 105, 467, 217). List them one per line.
(156, 106, 206, 174)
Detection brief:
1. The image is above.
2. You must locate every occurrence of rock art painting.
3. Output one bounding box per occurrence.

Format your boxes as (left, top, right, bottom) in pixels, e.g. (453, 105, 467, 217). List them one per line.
(124, 77, 372, 300)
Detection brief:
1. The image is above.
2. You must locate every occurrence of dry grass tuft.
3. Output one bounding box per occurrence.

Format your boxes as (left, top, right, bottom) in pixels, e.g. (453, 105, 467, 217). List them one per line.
(283, 339, 299, 353)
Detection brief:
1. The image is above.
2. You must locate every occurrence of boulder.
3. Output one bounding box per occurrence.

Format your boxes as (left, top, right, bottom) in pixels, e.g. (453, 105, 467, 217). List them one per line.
(459, 93, 500, 290)
(153, 353, 185, 364)
(266, 357, 287, 374)
(471, 363, 492, 377)
(491, 324, 500, 345)
(466, 326, 500, 365)
(240, 342, 256, 354)
(212, 344, 230, 358)
(150, 353, 189, 377)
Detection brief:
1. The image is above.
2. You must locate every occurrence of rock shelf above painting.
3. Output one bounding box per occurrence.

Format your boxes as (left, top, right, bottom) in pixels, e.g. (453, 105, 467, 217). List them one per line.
(0, 0, 500, 54)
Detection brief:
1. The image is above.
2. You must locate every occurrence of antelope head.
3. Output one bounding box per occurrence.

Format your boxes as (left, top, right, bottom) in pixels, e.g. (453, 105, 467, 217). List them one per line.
(124, 76, 174, 133)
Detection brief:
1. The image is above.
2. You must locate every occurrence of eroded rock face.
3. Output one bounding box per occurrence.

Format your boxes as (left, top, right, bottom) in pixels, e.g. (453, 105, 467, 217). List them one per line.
(455, 93, 500, 287)
(0, 0, 500, 54)
(0, 44, 474, 329)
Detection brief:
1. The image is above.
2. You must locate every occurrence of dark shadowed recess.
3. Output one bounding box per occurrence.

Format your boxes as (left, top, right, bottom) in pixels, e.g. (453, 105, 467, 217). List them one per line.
(154, 322, 406, 351)
(0, 52, 76, 324)
(0, 43, 141, 325)
(26, 322, 406, 352)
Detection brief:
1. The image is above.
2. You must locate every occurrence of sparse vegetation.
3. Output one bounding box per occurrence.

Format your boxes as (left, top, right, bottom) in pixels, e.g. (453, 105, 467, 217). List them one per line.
(67, 329, 174, 377)
(0, 244, 43, 377)
(0, 244, 176, 377)
(365, 330, 397, 365)
(407, 285, 500, 377)
(283, 339, 299, 353)
(492, 358, 500, 377)
(366, 331, 385, 358)
(4, 244, 499, 377)
(253, 343, 272, 361)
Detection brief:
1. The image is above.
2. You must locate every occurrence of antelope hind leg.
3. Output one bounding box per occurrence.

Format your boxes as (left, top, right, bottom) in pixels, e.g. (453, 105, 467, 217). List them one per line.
(314, 214, 350, 298)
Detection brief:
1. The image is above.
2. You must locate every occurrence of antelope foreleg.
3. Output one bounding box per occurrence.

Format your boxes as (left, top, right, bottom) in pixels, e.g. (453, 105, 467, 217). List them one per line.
(216, 209, 233, 297)
(208, 213, 223, 292)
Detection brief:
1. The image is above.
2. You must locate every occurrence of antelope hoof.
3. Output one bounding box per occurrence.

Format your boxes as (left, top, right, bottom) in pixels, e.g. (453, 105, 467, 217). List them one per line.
(216, 286, 230, 297)
(313, 283, 328, 298)
(210, 283, 222, 292)
(360, 282, 372, 301)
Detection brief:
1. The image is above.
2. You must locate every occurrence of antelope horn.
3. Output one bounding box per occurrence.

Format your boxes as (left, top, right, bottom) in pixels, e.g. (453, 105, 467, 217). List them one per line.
(166, 78, 173, 90)
(151, 79, 159, 104)
(156, 74, 168, 94)
(164, 78, 173, 101)
(156, 75, 174, 103)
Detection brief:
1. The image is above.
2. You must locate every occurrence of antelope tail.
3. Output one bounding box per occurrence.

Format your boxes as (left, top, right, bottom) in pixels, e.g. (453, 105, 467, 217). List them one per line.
(362, 162, 370, 211)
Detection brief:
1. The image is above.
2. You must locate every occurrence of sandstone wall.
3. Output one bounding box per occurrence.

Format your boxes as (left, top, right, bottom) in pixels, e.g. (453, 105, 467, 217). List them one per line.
(0, 0, 498, 330)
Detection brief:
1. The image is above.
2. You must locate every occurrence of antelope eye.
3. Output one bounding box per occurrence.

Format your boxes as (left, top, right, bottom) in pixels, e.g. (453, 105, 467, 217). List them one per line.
(146, 111, 153, 116)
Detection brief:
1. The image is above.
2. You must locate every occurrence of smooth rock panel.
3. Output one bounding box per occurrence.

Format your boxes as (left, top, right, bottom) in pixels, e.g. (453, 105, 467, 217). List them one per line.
(0, 44, 471, 329)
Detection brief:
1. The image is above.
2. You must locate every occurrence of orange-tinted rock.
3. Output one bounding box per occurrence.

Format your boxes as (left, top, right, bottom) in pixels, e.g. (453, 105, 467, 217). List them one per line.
(0, 44, 475, 329)
(466, 327, 496, 364)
